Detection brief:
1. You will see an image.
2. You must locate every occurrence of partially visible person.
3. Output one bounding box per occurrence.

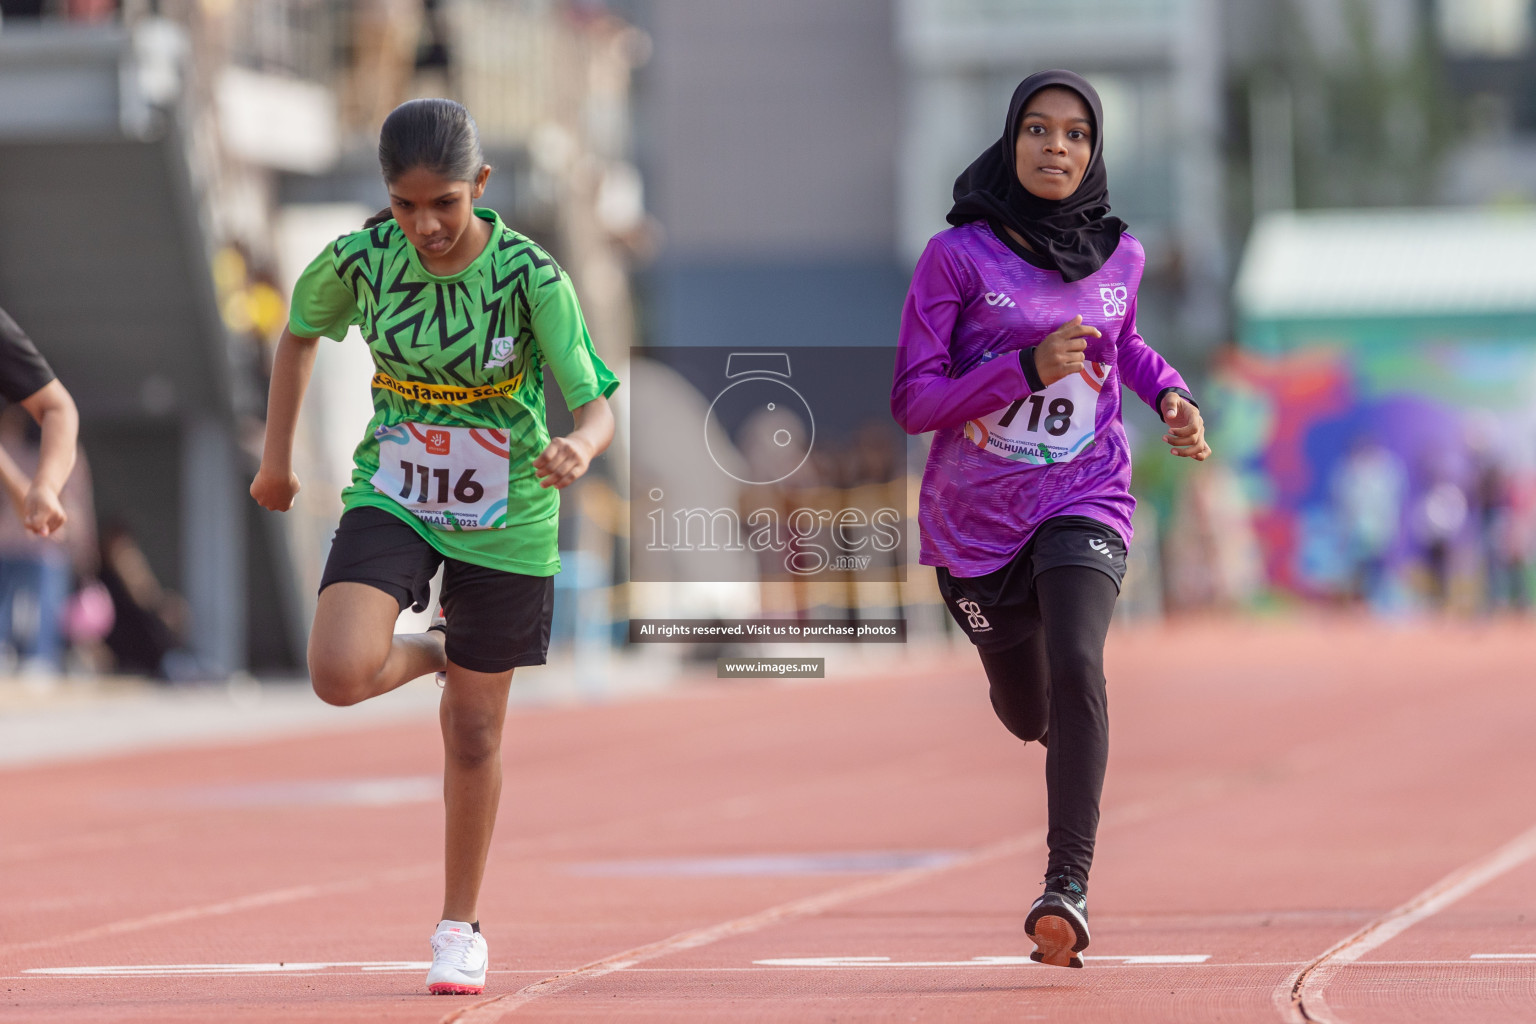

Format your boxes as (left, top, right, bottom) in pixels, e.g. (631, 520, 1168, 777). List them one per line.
(0, 305, 81, 672)
(0, 306, 78, 538)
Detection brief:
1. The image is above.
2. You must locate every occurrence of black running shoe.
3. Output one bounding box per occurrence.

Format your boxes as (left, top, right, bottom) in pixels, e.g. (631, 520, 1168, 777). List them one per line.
(1025, 870, 1090, 968)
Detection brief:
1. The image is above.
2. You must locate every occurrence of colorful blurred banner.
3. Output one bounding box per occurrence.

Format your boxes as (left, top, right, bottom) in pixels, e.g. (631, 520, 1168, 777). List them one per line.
(1225, 210, 1536, 608)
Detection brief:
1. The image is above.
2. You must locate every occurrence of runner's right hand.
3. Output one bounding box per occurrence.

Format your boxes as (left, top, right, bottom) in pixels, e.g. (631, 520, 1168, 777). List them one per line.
(250, 467, 301, 512)
(22, 483, 66, 537)
(1034, 316, 1101, 387)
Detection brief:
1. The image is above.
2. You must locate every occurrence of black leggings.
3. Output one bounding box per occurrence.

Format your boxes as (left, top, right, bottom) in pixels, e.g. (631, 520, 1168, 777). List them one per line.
(977, 565, 1118, 885)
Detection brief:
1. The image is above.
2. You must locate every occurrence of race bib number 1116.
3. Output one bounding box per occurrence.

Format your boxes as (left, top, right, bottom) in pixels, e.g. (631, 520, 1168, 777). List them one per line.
(371, 422, 511, 530)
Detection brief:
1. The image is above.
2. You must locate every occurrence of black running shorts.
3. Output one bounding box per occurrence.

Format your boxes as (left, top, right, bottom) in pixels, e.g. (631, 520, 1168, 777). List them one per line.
(319, 506, 555, 673)
(935, 515, 1127, 652)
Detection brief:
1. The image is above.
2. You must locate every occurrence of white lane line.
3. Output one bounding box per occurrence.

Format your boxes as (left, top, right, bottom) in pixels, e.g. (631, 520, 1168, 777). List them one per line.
(1275, 820, 1536, 1024)
(25, 960, 1527, 982)
(25, 961, 431, 977)
(0, 862, 436, 958)
(6, 969, 558, 981)
(1470, 953, 1536, 959)
(435, 826, 1044, 1024)
(438, 776, 1244, 1024)
(753, 954, 1211, 967)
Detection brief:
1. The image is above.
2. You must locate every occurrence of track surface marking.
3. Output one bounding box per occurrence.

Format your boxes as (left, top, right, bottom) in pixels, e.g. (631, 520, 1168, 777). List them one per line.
(3, 621, 1535, 1022)
(1279, 821, 1536, 1023)
(437, 775, 1241, 1023)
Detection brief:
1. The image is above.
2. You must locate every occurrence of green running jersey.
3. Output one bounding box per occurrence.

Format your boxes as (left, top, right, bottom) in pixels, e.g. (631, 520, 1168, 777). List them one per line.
(289, 208, 619, 576)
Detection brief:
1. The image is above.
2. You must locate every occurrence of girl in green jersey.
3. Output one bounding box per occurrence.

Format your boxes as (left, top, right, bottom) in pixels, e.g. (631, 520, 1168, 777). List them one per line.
(251, 99, 618, 996)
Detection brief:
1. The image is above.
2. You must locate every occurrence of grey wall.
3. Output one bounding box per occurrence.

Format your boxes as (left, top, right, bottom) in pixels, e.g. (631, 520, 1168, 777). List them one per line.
(642, 0, 902, 259)
(634, 0, 908, 349)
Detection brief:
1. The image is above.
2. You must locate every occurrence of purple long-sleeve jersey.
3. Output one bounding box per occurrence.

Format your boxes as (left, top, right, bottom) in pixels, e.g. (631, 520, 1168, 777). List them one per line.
(892, 223, 1188, 576)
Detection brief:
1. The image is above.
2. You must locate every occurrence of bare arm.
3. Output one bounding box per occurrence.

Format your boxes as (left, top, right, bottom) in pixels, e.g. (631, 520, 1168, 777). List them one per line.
(534, 395, 614, 489)
(15, 379, 79, 537)
(250, 327, 321, 511)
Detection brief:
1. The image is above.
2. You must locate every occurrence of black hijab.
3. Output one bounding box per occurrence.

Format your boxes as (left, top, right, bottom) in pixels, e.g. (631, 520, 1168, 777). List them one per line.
(947, 69, 1125, 283)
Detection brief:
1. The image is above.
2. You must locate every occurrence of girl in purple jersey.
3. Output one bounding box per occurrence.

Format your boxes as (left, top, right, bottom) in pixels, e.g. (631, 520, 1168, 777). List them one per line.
(892, 69, 1209, 969)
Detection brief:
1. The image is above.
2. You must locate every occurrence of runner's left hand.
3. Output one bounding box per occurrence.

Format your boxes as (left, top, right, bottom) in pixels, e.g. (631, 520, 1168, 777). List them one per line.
(1160, 393, 1210, 461)
(535, 434, 594, 489)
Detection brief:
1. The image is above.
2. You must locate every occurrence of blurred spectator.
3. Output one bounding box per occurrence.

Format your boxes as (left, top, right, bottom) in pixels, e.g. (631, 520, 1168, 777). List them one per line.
(1474, 451, 1514, 612)
(64, 0, 115, 21)
(1165, 463, 1264, 612)
(1415, 473, 1469, 611)
(97, 519, 190, 679)
(1493, 464, 1536, 613)
(345, 0, 426, 138)
(63, 572, 114, 669)
(1333, 438, 1407, 608)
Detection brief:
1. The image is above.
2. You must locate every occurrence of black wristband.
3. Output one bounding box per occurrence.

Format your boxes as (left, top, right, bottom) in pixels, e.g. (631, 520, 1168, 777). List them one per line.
(1155, 386, 1197, 411)
(1019, 347, 1046, 393)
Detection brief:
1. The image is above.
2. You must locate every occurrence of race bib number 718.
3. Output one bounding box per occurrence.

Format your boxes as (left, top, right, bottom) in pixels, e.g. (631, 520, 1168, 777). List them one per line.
(963, 362, 1108, 465)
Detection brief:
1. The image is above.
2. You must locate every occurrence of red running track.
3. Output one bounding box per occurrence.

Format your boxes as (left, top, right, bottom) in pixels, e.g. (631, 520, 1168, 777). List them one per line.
(2, 620, 1535, 1023)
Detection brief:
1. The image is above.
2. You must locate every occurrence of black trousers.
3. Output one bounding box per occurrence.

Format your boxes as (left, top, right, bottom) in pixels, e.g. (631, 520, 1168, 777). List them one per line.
(975, 565, 1119, 885)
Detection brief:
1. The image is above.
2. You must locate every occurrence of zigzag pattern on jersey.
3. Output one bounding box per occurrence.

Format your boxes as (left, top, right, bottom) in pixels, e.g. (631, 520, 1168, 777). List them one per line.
(330, 221, 565, 456)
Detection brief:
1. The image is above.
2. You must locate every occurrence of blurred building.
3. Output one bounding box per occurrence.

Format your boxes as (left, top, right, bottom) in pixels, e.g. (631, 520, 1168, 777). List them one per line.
(625, 0, 1227, 363)
(0, 6, 298, 676)
(1221, 1, 1536, 610)
(1224, 0, 1536, 221)
(0, 0, 645, 675)
(1435, 0, 1536, 204)
(623, 0, 907, 354)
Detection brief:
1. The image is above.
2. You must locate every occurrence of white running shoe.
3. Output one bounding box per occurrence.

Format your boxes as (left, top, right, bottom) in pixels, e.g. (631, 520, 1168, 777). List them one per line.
(427, 919, 487, 995)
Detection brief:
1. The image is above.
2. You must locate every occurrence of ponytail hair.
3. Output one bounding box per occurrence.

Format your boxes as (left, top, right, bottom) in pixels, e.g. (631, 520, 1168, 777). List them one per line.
(363, 98, 488, 228)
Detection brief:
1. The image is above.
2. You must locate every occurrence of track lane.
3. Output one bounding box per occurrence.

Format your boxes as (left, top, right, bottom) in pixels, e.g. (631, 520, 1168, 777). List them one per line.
(2, 622, 1534, 1022)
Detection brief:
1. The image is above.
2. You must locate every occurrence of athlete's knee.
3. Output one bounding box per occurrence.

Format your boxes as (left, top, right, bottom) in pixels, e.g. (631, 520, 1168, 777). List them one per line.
(990, 684, 1048, 742)
(979, 642, 1048, 742)
(1045, 631, 1106, 687)
(309, 671, 370, 706)
(443, 706, 504, 767)
(307, 649, 378, 706)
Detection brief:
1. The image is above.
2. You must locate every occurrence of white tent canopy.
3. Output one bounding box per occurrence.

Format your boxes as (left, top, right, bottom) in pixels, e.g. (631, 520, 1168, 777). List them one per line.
(1235, 208, 1536, 320)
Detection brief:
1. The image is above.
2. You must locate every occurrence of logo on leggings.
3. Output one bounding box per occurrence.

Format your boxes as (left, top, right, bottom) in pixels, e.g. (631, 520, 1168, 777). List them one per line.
(1089, 537, 1114, 560)
(956, 598, 991, 632)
